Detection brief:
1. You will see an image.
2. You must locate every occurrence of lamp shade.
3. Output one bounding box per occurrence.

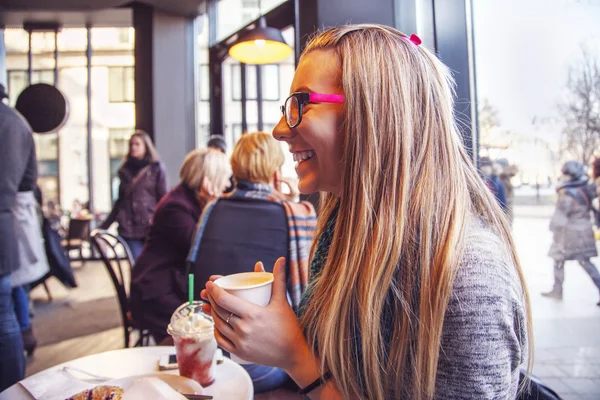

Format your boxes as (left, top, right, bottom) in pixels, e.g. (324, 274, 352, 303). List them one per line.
(229, 25, 292, 64)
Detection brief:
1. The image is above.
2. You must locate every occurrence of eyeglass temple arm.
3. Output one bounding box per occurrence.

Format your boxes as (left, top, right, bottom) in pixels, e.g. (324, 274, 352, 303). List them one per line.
(309, 93, 344, 104)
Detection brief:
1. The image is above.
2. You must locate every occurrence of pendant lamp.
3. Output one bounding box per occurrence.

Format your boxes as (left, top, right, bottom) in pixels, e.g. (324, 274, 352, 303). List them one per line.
(228, 1, 292, 64)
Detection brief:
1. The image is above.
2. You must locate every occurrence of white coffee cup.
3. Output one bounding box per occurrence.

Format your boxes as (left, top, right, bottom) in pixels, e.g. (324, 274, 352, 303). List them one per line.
(213, 272, 274, 364)
(213, 272, 274, 306)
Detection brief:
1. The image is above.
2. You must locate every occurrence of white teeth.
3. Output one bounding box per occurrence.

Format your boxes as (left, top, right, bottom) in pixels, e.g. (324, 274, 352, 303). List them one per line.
(293, 150, 316, 163)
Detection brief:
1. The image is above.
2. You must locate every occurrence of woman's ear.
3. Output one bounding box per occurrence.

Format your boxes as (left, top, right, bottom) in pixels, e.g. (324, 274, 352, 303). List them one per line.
(273, 170, 281, 191)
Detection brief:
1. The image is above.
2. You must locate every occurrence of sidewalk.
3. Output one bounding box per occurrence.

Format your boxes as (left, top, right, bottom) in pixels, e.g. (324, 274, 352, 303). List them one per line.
(513, 204, 600, 399)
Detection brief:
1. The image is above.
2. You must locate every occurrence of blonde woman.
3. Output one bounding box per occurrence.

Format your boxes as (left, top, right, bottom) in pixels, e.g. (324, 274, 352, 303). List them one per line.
(191, 132, 316, 393)
(203, 25, 532, 399)
(130, 148, 231, 343)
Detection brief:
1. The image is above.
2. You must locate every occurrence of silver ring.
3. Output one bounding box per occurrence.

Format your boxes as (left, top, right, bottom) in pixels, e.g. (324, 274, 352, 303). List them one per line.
(226, 312, 234, 324)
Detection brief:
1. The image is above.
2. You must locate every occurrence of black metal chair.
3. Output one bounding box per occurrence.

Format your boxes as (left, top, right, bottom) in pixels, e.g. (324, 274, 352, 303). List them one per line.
(90, 229, 150, 348)
(61, 217, 92, 266)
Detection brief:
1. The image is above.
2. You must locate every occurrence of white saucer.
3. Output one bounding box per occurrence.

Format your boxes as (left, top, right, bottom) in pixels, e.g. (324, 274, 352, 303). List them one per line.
(106, 372, 204, 393)
(157, 357, 253, 400)
(194, 358, 253, 400)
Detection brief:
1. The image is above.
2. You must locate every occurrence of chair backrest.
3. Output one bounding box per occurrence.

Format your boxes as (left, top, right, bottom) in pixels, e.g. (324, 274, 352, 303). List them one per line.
(90, 229, 135, 333)
(192, 197, 288, 296)
(67, 218, 91, 241)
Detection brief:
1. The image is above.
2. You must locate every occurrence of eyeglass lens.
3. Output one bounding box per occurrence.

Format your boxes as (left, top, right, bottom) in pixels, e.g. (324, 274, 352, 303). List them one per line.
(285, 95, 300, 127)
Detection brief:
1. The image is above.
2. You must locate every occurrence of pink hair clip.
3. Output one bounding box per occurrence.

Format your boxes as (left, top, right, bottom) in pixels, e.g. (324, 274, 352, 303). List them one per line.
(403, 34, 422, 46)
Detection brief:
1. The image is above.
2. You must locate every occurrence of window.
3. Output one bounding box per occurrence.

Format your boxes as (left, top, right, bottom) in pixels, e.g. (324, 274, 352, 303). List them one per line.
(200, 64, 210, 101)
(261, 65, 280, 101)
(118, 28, 133, 45)
(242, 0, 259, 8)
(198, 124, 210, 146)
(7, 69, 55, 104)
(108, 66, 135, 103)
(241, 0, 259, 21)
(109, 128, 132, 159)
(232, 123, 258, 138)
(108, 128, 132, 203)
(231, 64, 280, 101)
(35, 135, 59, 161)
(232, 123, 276, 138)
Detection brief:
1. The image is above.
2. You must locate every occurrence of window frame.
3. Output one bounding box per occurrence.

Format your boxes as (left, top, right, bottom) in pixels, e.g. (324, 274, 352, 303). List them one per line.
(231, 64, 280, 102)
(108, 65, 135, 103)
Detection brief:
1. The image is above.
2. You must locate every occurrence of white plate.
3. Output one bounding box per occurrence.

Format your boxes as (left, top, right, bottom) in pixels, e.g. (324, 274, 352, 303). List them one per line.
(200, 357, 253, 400)
(106, 372, 204, 393)
(106, 358, 253, 400)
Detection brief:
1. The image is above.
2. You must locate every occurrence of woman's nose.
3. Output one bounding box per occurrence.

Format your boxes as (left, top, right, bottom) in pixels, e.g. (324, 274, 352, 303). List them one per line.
(272, 116, 292, 142)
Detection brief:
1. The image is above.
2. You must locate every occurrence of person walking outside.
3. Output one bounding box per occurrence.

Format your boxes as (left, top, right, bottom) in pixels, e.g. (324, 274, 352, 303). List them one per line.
(480, 156, 507, 212)
(100, 130, 168, 260)
(496, 159, 517, 225)
(543, 160, 600, 305)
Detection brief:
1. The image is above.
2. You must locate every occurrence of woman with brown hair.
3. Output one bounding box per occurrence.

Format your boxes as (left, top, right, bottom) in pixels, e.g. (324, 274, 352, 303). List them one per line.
(203, 25, 532, 399)
(100, 130, 168, 259)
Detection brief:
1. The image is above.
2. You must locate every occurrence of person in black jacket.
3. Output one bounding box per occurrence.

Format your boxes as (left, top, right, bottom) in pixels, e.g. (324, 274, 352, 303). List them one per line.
(130, 148, 231, 342)
(100, 131, 168, 260)
(0, 84, 34, 390)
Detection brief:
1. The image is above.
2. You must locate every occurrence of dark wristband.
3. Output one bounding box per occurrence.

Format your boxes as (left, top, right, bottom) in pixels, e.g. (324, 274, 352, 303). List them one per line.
(298, 371, 332, 395)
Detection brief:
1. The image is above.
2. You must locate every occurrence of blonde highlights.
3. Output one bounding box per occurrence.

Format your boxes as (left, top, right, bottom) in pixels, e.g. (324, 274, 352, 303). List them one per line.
(300, 25, 533, 399)
(231, 132, 285, 184)
(179, 148, 231, 194)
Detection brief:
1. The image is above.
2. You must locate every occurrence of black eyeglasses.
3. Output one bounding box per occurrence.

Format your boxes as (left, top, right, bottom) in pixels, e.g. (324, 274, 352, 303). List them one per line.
(280, 92, 345, 128)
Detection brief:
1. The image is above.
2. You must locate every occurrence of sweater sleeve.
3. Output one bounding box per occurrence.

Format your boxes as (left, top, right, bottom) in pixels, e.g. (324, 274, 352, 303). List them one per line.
(154, 201, 198, 259)
(435, 223, 528, 399)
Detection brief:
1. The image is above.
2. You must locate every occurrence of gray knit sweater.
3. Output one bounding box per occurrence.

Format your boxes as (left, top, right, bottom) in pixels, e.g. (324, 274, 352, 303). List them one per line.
(301, 215, 528, 399)
(435, 217, 528, 399)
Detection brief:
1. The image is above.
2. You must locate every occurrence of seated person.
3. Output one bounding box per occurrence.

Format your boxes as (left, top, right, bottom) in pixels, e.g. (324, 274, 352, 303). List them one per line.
(191, 132, 317, 393)
(129, 148, 231, 343)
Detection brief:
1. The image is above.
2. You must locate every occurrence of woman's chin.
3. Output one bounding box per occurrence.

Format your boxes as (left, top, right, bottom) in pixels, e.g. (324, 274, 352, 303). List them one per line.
(297, 177, 318, 195)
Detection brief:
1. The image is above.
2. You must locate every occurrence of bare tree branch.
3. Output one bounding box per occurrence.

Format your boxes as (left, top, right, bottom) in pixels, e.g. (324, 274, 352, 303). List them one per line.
(559, 47, 600, 163)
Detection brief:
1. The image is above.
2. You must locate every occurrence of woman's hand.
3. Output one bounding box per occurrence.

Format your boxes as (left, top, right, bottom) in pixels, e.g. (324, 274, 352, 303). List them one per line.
(201, 258, 311, 371)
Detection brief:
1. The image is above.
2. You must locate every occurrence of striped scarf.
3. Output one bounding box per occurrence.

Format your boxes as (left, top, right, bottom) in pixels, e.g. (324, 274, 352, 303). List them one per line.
(221, 181, 317, 310)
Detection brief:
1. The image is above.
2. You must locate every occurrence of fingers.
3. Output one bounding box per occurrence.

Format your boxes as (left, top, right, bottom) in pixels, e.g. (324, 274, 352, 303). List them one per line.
(206, 281, 254, 318)
(271, 257, 288, 303)
(209, 299, 237, 339)
(214, 330, 236, 354)
(254, 261, 266, 273)
(212, 316, 237, 354)
(209, 275, 223, 282)
(208, 293, 232, 322)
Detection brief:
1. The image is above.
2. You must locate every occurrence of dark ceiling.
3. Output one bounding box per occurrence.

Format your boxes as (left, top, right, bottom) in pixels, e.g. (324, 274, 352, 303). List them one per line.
(0, 0, 207, 26)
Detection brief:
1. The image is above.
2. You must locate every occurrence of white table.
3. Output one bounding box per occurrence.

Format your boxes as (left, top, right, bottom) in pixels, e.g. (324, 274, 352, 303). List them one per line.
(0, 346, 253, 400)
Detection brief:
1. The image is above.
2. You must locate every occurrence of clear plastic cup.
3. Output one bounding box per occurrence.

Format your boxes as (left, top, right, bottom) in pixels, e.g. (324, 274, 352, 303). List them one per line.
(167, 301, 217, 387)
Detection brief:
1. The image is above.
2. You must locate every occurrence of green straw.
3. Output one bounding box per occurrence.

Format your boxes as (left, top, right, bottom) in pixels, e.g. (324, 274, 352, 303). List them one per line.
(188, 274, 194, 306)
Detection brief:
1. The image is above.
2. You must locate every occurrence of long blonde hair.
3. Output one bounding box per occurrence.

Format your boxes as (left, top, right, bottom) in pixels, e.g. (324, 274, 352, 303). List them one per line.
(299, 25, 533, 399)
